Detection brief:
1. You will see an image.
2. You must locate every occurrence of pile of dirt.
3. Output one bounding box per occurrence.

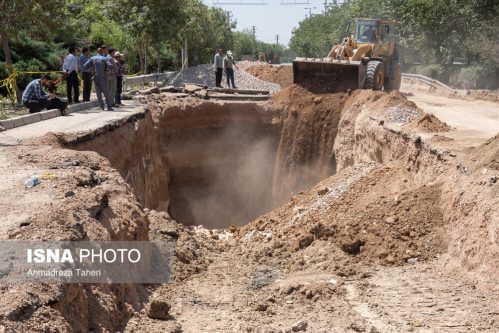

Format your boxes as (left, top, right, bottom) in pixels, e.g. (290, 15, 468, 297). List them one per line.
(237, 162, 448, 272)
(408, 112, 451, 132)
(245, 63, 293, 88)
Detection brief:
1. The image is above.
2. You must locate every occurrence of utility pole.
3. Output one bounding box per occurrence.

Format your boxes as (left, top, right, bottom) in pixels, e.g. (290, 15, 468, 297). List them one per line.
(275, 35, 279, 46)
(251, 25, 256, 38)
(184, 38, 188, 69)
(225, 10, 232, 24)
(322, 0, 334, 13)
(305, 6, 316, 16)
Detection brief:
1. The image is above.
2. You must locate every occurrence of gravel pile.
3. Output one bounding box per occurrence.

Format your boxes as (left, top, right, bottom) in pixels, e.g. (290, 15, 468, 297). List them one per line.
(169, 64, 281, 92)
(383, 105, 423, 123)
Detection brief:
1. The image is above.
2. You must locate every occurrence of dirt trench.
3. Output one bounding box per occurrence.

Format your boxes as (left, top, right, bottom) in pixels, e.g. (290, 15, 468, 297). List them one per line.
(1, 85, 497, 332)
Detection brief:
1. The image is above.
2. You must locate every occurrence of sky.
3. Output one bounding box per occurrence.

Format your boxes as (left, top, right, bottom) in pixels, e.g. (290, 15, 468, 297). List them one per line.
(202, 0, 332, 46)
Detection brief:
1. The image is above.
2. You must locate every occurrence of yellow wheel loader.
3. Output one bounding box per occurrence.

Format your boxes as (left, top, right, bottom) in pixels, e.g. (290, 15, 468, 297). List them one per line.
(293, 19, 402, 91)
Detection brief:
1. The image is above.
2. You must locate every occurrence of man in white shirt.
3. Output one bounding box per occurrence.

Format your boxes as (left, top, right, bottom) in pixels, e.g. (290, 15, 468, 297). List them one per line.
(62, 47, 79, 104)
(214, 49, 224, 88)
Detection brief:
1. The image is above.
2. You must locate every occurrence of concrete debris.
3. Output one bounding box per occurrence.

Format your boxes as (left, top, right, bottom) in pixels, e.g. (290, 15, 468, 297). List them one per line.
(183, 83, 205, 93)
(139, 87, 160, 95)
(291, 320, 308, 332)
(159, 85, 180, 93)
(384, 105, 422, 123)
(407, 257, 419, 264)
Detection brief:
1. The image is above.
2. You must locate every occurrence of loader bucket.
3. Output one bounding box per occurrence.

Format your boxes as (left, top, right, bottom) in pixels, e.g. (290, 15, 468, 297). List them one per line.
(293, 58, 365, 91)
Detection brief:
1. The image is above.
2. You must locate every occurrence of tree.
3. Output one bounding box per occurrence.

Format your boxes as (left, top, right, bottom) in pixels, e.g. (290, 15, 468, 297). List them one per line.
(0, 0, 66, 101)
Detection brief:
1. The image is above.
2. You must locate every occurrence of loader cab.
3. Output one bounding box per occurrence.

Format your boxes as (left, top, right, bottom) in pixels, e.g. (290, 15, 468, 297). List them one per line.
(355, 19, 381, 44)
(380, 21, 398, 55)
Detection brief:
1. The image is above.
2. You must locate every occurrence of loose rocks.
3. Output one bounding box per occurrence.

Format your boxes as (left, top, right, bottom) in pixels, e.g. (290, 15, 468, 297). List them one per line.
(147, 300, 171, 320)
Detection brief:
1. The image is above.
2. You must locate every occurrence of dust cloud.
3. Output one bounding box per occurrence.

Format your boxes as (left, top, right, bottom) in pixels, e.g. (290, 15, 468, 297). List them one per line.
(167, 124, 279, 228)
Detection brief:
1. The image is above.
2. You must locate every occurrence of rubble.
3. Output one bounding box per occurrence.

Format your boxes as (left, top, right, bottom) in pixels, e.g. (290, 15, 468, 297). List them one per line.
(169, 64, 281, 92)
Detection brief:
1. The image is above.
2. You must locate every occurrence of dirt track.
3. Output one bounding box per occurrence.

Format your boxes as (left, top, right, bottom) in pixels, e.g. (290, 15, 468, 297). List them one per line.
(401, 81, 499, 149)
(0, 66, 498, 332)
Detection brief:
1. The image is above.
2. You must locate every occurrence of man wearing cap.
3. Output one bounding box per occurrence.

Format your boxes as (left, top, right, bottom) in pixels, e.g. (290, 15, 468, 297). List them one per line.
(214, 49, 224, 88)
(223, 50, 238, 89)
(106, 48, 119, 107)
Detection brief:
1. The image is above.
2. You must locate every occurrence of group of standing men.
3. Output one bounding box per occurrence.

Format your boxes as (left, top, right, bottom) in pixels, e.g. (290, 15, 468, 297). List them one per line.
(214, 49, 238, 89)
(22, 45, 126, 114)
(68, 45, 125, 111)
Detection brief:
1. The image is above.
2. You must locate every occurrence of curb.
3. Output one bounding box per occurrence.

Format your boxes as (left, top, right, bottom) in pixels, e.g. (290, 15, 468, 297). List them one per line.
(0, 100, 100, 132)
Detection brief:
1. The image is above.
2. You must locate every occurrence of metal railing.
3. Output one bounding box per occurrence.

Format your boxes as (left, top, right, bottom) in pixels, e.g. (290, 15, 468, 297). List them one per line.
(123, 72, 176, 91)
(402, 73, 456, 93)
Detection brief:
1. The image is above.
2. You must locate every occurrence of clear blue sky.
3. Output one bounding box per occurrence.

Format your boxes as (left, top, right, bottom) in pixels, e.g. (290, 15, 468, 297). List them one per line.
(202, 0, 331, 46)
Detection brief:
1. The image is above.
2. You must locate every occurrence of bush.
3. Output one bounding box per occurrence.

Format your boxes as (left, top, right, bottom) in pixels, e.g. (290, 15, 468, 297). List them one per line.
(450, 62, 498, 90)
(407, 64, 446, 81)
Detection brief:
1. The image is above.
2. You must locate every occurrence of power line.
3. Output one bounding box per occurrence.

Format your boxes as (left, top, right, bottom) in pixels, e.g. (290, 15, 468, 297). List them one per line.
(280, 0, 311, 4)
(212, 0, 268, 5)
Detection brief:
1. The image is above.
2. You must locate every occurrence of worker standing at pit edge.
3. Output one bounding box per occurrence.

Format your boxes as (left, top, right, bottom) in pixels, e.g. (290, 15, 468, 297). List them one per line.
(214, 48, 224, 88)
(224, 50, 238, 89)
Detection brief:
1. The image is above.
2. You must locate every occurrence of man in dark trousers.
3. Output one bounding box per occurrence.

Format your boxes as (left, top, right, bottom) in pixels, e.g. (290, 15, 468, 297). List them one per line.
(79, 47, 92, 102)
(214, 49, 223, 88)
(62, 46, 79, 104)
(223, 50, 238, 89)
(114, 51, 125, 105)
(22, 75, 68, 113)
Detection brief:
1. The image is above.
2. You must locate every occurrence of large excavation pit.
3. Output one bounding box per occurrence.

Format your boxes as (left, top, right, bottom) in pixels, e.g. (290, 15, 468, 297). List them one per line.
(74, 91, 346, 229)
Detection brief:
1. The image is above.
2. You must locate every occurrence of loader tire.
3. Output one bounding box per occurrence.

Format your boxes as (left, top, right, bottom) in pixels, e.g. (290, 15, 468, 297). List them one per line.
(385, 63, 402, 91)
(364, 61, 384, 90)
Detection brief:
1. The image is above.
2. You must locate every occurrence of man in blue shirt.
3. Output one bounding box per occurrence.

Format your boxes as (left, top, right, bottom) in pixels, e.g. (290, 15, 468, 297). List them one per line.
(62, 46, 79, 104)
(22, 75, 68, 113)
(82, 47, 113, 111)
(79, 47, 92, 102)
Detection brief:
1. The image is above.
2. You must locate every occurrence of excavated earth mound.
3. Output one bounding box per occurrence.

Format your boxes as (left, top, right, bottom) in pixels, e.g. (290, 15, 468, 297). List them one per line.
(245, 64, 293, 88)
(408, 112, 452, 132)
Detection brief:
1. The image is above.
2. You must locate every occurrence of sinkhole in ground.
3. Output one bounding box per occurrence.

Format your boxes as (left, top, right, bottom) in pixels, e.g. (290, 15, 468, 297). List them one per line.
(75, 94, 346, 228)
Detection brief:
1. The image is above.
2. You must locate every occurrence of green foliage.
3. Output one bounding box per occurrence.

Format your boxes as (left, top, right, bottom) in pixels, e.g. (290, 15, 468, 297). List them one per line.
(0, 95, 17, 118)
(233, 30, 258, 58)
(451, 62, 498, 90)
